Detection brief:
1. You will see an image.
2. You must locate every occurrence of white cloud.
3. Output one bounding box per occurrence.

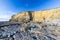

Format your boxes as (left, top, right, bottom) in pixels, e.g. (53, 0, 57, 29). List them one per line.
(0, 11, 15, 21)
(0, 15, 11, 21)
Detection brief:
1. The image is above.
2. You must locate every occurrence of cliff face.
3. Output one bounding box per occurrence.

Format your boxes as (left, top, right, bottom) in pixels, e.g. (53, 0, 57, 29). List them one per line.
(10, 8, 60, 22)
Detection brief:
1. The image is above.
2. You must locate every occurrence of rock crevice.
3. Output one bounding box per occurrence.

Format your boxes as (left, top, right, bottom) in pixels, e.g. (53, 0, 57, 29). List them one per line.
(28, 11, 33, 21)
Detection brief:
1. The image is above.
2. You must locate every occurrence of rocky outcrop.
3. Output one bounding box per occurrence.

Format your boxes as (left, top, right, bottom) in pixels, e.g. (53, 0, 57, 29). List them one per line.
(10, 8, 60, 22)
(0, 20, 60, 40)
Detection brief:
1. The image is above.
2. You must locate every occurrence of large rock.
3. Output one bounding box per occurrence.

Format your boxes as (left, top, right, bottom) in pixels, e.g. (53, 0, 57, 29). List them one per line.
(10, 8, 60, 22)
(9, 12, 31, 22)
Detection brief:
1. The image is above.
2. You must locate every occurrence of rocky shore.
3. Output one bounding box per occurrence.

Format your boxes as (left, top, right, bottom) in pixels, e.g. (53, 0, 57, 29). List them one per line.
(0, 8, 60, 40)
(0, 20, 60, 40)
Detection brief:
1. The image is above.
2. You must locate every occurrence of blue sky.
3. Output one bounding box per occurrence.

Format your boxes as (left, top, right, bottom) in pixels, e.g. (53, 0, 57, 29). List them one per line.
(0, 0, 60, 21)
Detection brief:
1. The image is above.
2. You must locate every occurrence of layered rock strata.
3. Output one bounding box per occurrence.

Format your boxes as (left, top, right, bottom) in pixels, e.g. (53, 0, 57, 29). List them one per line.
(10, 8, 60, 22)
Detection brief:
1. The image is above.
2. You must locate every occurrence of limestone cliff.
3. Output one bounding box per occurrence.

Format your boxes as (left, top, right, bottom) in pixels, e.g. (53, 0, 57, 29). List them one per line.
(10, 8, 60, 22)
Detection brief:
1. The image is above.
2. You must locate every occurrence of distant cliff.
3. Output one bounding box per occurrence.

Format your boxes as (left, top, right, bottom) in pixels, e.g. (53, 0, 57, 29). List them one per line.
(10, 8, 60, 22)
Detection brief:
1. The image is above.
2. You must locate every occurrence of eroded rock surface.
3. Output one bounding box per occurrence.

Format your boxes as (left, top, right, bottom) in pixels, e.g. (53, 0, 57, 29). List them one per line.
(0, 20, 60, 40)
(10, 8, 60, 22)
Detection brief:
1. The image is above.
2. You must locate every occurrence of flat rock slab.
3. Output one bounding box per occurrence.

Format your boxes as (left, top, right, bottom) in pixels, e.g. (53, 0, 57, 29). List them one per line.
(0, 21, 60, 40)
